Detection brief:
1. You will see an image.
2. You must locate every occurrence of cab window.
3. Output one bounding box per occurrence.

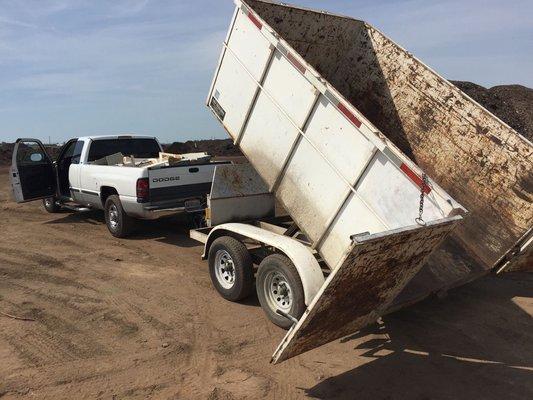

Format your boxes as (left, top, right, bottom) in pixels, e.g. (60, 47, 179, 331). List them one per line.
(87, 138, 160, 164)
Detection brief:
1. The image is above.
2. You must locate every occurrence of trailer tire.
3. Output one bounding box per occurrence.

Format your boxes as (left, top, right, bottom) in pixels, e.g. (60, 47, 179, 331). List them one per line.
(43, 197, 61, 213)
(105, 195, 134, 238)
(257, 254, 305, 330)
(208, 236, 254, 302)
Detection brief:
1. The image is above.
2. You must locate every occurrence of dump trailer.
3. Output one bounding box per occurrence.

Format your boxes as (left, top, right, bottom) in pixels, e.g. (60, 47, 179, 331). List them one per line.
(189, 0, 478, 363)
(205, 0, 532, 312)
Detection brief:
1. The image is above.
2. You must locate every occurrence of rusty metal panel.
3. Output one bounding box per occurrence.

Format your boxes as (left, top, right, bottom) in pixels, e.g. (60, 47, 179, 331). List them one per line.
(272, 216, 462, 364)
(364, 26, 532, 268)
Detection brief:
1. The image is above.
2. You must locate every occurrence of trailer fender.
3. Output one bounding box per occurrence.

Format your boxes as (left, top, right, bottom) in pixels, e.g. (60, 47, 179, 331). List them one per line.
(203, 223, 325, 306)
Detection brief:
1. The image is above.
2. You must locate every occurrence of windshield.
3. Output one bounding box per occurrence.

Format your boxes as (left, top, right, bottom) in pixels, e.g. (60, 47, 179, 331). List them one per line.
(87, 138, 161, 162)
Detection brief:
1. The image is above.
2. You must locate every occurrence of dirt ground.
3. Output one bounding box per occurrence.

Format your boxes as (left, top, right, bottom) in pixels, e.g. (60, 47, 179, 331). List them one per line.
(0, 166, 532, 400)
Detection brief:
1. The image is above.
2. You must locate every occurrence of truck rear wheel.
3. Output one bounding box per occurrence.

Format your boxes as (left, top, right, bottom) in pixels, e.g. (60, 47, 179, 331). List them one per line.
(208, 236, 254, 302)
(105, 195, 134, 238)
(42, 197, 61, 213)
(257, 254, 305, 330)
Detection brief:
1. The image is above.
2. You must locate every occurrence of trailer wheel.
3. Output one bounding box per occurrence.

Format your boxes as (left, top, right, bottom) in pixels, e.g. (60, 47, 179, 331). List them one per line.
(105, 195, 134, 238)
(208, 236, 254, 302)
(42, 197, 61, 213)
(257, 254, 305, 330)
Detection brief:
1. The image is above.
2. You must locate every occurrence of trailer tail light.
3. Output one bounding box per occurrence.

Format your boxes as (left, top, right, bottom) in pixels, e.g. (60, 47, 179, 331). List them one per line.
(136, 178, 150, 203)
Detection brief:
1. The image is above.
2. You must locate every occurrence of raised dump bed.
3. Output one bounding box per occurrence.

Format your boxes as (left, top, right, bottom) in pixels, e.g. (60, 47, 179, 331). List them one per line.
(208, 0, 532, 312)
(201, 0, 473, 362)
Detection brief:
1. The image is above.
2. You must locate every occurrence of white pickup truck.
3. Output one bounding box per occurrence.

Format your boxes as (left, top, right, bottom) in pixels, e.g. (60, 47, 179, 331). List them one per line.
(10, 135, 225, 237)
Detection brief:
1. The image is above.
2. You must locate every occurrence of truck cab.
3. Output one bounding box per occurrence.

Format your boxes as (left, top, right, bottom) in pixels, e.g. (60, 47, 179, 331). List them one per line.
(10, 135, 224, 237)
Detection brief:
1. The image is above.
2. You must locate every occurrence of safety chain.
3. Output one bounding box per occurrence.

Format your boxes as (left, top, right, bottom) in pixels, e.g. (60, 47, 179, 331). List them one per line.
(415, 174, 428, 226)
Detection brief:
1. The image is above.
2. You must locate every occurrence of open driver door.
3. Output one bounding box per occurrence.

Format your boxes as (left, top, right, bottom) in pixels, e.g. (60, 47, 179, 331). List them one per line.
(10, 139, 57, 203)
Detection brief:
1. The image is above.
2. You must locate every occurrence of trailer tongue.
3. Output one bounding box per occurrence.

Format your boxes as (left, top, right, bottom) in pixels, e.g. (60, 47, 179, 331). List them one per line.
(200, 0, 531, 362)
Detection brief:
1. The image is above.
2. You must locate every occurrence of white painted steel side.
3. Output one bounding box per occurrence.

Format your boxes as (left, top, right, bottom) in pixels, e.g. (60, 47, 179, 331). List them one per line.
(208, 3, 464, 271)
(203, 223, 325, 306)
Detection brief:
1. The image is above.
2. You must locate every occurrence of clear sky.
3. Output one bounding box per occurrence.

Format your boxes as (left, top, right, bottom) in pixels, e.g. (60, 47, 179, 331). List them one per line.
(1, 0, 532, 143)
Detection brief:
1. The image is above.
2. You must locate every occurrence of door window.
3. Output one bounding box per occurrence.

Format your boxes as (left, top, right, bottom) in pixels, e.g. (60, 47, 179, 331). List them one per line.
(71, 140, 85, 164)
(16, 142, 49, 166)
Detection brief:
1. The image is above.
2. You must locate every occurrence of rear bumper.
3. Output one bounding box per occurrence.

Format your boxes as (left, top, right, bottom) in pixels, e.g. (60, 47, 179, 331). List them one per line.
(120, 196, 204, 220)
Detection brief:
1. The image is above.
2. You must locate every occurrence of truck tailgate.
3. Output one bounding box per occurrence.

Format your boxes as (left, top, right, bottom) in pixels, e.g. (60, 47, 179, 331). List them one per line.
(272, 215, 462, 364)
(148, 164, 216, 204)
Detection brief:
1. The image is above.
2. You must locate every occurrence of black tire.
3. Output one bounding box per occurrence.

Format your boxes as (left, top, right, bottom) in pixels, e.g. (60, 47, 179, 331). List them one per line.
(208, 236, 254, 302)
(104, 195, 134, 238)
(42, 197, 61, 213)
(256, 254, 305, 329)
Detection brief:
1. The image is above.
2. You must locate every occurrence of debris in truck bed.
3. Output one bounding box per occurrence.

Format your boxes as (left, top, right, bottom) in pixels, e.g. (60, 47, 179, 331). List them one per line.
(91, 152, 125, 166)
(119, 151, 212, 168)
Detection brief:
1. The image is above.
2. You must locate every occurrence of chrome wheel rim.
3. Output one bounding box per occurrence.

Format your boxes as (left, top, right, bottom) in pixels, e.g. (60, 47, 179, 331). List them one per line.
(45, 198, 53, 207)
(214, 250, 235, 289)
(109, 204, 119, 230)
(264, 270, 292, 312)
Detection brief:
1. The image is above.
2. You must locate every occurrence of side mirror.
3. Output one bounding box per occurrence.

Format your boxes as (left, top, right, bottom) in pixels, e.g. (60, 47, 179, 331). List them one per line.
(30, 153, 44, 162)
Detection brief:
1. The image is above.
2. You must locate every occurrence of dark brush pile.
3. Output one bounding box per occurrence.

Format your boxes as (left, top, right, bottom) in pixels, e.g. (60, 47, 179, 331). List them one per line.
(0, 142, 14, 165)
(164, 139, 242, 157)
(452, 81, 532, 141)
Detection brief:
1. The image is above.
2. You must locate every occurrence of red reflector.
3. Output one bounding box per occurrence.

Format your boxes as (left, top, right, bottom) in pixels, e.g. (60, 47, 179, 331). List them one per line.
(287, 53, 306, 74)
(136, 178, 150, 202)
(338, 103, 362, 128)
(400, 163, 431, 194)
(247, 12, 262, 30)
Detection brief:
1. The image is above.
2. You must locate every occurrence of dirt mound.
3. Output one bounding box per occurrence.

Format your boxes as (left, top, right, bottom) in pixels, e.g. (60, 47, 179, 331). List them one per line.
(0, 140, 241, 166)
(164, 139, 242, 157)
(452, 81, 533, 141)
(0, 142, 15, 165)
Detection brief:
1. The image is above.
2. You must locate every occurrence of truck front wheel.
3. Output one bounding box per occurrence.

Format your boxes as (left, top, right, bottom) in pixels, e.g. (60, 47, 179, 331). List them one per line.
(208, 236, 254, 302)
(257, 254, 305, 330)
(105, 195, 134, 238)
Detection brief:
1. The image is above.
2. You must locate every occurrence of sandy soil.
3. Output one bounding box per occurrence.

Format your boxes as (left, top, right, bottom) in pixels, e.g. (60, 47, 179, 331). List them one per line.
(0, 166, 531, 399)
